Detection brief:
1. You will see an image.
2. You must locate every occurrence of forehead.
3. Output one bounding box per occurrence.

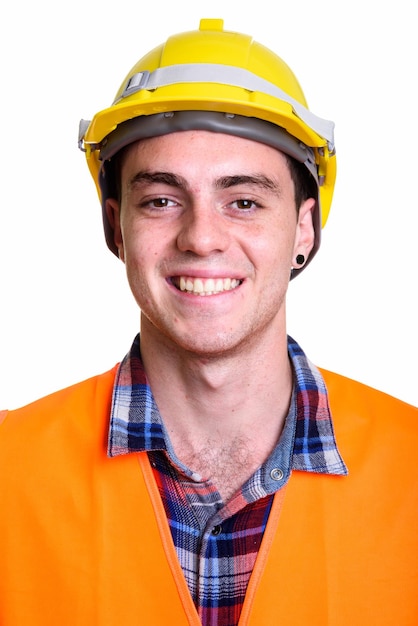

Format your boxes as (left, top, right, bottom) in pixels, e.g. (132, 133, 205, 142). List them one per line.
(120, 130, 291, 180)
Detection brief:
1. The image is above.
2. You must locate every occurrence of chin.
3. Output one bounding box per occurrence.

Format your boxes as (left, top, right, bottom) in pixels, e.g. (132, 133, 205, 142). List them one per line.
(167, 327, 256, 360)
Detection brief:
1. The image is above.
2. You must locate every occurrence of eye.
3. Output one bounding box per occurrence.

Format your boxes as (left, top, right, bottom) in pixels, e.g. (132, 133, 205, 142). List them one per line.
(149, 197, 173, 208)
(231, 198, 258, 211)
(138, 197, 177, 210)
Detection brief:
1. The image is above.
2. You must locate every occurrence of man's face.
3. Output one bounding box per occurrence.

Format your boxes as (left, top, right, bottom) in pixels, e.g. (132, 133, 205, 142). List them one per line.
(107, 130, 315, 357)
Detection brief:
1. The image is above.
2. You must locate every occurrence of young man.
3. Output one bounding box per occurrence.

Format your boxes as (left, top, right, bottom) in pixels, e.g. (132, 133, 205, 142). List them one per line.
(1, 19, 417, 626)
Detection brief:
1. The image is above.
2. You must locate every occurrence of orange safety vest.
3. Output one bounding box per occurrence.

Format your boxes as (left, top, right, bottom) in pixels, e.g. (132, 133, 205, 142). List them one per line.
(0, 366, 417, 625)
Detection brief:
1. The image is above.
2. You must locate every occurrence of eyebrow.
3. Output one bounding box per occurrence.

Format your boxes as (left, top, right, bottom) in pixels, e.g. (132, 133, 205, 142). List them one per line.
(128, 171, 187, 190)
(215, 174, 280, 193)
(127, 171, 281, 194)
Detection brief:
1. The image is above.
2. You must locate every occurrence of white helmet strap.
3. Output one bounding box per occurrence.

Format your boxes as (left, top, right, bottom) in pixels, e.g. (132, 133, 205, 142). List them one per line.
(116, 63, 335, 149)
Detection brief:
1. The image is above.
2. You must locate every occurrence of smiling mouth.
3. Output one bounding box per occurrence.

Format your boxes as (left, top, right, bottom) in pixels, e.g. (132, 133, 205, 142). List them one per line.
(171, 276, 243, 296)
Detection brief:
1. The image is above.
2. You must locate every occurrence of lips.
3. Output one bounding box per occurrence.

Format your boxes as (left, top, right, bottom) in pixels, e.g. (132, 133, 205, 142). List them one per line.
(172, 276, 242, 295)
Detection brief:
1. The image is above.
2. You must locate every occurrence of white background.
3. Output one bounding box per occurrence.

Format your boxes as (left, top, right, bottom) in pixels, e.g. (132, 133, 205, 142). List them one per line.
(1, 1, 416, 409)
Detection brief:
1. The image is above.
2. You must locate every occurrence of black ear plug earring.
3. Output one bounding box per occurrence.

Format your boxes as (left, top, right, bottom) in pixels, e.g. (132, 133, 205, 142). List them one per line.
(296, 254, 305, 265)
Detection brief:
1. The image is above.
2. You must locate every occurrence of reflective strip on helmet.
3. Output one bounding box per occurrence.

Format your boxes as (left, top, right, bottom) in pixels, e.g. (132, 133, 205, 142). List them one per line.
(117, 63, 335, 150)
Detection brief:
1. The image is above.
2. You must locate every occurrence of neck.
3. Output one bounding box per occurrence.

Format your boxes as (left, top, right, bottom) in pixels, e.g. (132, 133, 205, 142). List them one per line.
(139, 317, 293, 501)
(139, 316, 293, 444)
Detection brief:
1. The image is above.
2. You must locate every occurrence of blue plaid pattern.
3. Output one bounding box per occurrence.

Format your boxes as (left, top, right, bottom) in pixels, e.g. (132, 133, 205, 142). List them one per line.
(108, 334, 347, 625)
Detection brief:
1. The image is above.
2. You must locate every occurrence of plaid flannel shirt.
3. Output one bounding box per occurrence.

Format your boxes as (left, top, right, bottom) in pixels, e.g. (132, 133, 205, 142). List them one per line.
(108, 334, 347, 625)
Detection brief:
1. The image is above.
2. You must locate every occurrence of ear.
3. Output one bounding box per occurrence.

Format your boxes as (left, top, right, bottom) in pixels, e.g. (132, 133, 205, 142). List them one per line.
(105, 198, 125, 262)
(292, 197, 315, 264)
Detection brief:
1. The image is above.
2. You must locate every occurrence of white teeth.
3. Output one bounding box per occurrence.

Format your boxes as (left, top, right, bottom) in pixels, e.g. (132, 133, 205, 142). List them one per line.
(178, 276, 241, 295)
(206, 278, 215, 292)
(193, 279, 204, 295)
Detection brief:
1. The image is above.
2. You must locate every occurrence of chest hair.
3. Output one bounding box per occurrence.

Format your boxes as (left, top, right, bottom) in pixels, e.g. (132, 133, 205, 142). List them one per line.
(175, 435, 264, 503)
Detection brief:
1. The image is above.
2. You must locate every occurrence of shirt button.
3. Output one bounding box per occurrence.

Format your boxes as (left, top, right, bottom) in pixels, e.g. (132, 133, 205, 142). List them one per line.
(270, 468, 284, 481)
(212, 525, 222, 536)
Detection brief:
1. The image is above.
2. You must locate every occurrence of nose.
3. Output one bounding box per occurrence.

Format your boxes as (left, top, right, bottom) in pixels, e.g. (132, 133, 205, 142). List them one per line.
(176, 204, 231, 256)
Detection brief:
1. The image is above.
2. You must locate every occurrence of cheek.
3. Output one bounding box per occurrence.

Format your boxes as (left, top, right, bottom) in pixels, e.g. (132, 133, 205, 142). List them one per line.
(244, 221, 296, 270)
(121, 223, 169, 292)
(120, 218, 149, 261)
(121, 214, 175, 256)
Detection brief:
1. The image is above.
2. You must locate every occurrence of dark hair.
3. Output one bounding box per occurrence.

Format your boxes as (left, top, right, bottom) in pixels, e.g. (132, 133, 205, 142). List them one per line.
(101, 151, 125, 205)
(284, 155, 318, 210)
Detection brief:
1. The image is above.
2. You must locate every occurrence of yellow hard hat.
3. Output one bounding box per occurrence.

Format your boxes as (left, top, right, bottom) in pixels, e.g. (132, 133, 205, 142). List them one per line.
(79, 18, 336, 271)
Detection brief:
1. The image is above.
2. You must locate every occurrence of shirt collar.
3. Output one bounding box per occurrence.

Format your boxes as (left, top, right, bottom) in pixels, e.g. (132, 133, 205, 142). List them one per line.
(108, 334, 347, 476)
